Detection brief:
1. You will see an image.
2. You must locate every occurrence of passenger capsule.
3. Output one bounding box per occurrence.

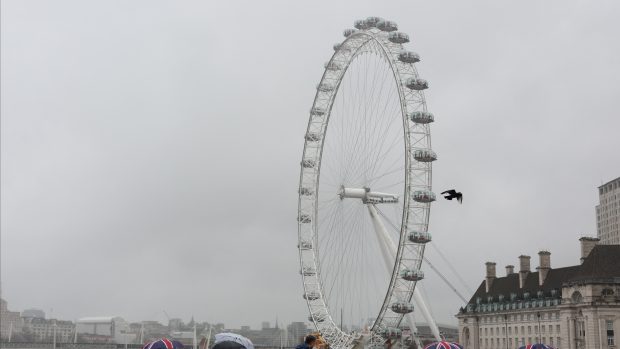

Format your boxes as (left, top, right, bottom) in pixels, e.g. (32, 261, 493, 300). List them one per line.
(316, 83, 334, 92)
(305, 133, 322, 142)
(299, 187, 314, 196)
(301, 159, 316, 168)
(297, 214, 312, 223)
(324, 61, 343, 71)
(310, 107, 326, 116)
(406, 78, 429, 91)
(408, 231, 432, 244)
(298, 240, 313, 250)
(398, 51, 420, 63)
(343, 28, 357, 37)
(412, 190, 436, 203)
(303, 291, 321, 300)
(413, 149, 437, 162)
(364, 17, 384, 27)
(381, 328, 402, 340)
(308, 314, 326, 322)
(377, 20, 398, 32)
(391, 302, 414, 314)
(409, 111, 434, 124)
(300, 267, 316, 276)
(333, 43, 341, 51)
(400, 268, 424, 281)
(388, 32, 409, 44)
(354, 19, 370, 30)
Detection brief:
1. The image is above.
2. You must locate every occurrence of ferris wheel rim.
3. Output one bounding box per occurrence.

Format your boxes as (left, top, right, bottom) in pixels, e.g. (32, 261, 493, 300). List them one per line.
(298, 20, 435, 349)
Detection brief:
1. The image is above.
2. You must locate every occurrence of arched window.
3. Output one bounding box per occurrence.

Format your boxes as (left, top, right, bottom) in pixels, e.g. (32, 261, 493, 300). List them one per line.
(571, 291, 583, 303)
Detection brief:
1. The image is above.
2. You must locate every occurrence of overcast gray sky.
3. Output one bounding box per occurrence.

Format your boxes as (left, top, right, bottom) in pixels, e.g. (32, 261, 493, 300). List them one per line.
(2, 0, 619, 330)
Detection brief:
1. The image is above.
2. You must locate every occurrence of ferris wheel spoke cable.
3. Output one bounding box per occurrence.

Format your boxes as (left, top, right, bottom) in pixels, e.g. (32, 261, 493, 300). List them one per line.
(427, 243, 474, 295)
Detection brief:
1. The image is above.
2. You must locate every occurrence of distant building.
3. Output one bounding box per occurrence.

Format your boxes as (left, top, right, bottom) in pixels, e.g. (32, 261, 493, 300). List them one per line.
(412, 323, 458, 344)
(456, 238, 620, 349)
(76, 316, 130, 343)
(22, 318, 74, 343)
(22, 308, 46, 320)
(169, 318, 183, 332)
(286, 322, 310, 345)
(597, 176, 620, 244)
(142, 321, 170, 341)
(0, 298, 22, 339)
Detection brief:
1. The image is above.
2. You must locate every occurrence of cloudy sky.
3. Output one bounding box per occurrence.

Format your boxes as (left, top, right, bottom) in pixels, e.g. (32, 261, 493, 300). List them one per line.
(2, 0, 619, 330)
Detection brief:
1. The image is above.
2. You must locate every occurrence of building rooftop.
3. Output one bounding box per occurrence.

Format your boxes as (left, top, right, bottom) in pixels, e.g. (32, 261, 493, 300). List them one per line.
(598, 176, 620, 189)
(466, 244, 620, 305)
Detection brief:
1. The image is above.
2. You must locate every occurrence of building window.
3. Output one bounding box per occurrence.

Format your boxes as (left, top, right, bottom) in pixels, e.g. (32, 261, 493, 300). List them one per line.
(528, 326, 531, 334)
(556, 324, 560, 333)
(607, 320, 615, 345)
(549, 337, 554, 346)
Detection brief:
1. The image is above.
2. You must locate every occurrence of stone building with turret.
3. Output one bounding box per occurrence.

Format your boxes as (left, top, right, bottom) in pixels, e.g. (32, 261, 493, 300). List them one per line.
(456, 237, 620, 349)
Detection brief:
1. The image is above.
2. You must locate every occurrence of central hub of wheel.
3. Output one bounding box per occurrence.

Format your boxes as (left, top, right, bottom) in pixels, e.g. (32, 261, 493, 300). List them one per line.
(338, 185, 399, 204)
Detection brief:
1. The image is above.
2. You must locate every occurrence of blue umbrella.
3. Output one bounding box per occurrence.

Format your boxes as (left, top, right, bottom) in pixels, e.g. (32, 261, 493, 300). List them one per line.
(423, 342, 463, 349)
(518, 345, 555, 349)
(143, 338, 184, 349)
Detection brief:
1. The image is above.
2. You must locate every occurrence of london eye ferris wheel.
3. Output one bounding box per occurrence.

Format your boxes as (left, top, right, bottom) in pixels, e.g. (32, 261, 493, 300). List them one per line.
(297, 17, 437, 349)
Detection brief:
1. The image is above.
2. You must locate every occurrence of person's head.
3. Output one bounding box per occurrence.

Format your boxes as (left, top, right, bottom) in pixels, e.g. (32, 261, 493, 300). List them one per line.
(305, 335, 317, 347)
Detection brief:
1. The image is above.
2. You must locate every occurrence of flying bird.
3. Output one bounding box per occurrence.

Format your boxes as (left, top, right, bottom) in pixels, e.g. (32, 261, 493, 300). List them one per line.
(441, 189, 463, 204)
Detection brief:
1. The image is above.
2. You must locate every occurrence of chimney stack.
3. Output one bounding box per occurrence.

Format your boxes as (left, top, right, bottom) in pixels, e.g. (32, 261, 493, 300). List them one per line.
(537, 251, 551, 286)
(485, 262, 496, 293)
(518, 255, 531, 289)
(505, 265, 515, 276)
(579, 237, 600, 264)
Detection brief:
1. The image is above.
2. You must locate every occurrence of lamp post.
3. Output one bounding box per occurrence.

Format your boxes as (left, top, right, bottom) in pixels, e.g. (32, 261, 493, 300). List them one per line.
(504, 314, 508, 349)
(536, 312, 541, 344)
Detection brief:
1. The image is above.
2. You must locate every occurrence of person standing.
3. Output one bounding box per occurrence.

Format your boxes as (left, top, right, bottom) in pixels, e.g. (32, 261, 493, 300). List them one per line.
(296, 335, 317, 349)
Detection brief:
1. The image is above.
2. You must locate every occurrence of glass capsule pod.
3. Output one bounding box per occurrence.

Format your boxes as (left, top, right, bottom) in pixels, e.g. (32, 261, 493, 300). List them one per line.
(298, 241, 313, 250)
(310, 107, 326, 116)
(381, 328, 402, 340)
(364, 16, 384, 27)
(324, 61, 343, 71)
(398, 51, 420, 63)
(305, 133, 322, 142)
(354, 19, 369, 30)
(409, 111, 434, 124)
(300, 266, 316, 276)
(316, 83, 334, 92)
(301, 159, 316, 168)
(391, 302, 414, 314)
(343, 28, 357, 37)
(299, 187, 314, 196)
(406, 78, 429, 90)
(377, 20, 398, 32)
(308, 313, 327, 322)
(400, 268, 424, 281)
(303, 291, 321, 300)
(333, 43, 341, 51)
(413, 149, 437, 162)
(408, 231, 432, 244)
(388, 32, 409, 44)
(297, 214, 312, 223)
(412, 190, 436, 203)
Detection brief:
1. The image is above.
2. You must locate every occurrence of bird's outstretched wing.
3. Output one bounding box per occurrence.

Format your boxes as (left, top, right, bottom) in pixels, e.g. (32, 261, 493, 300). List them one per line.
(441, 189, 457, 195)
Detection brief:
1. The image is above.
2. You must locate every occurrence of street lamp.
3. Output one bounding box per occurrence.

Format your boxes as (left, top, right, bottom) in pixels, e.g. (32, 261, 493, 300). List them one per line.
(504, 314, 508, 349)
(536, 312, 541, 344)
